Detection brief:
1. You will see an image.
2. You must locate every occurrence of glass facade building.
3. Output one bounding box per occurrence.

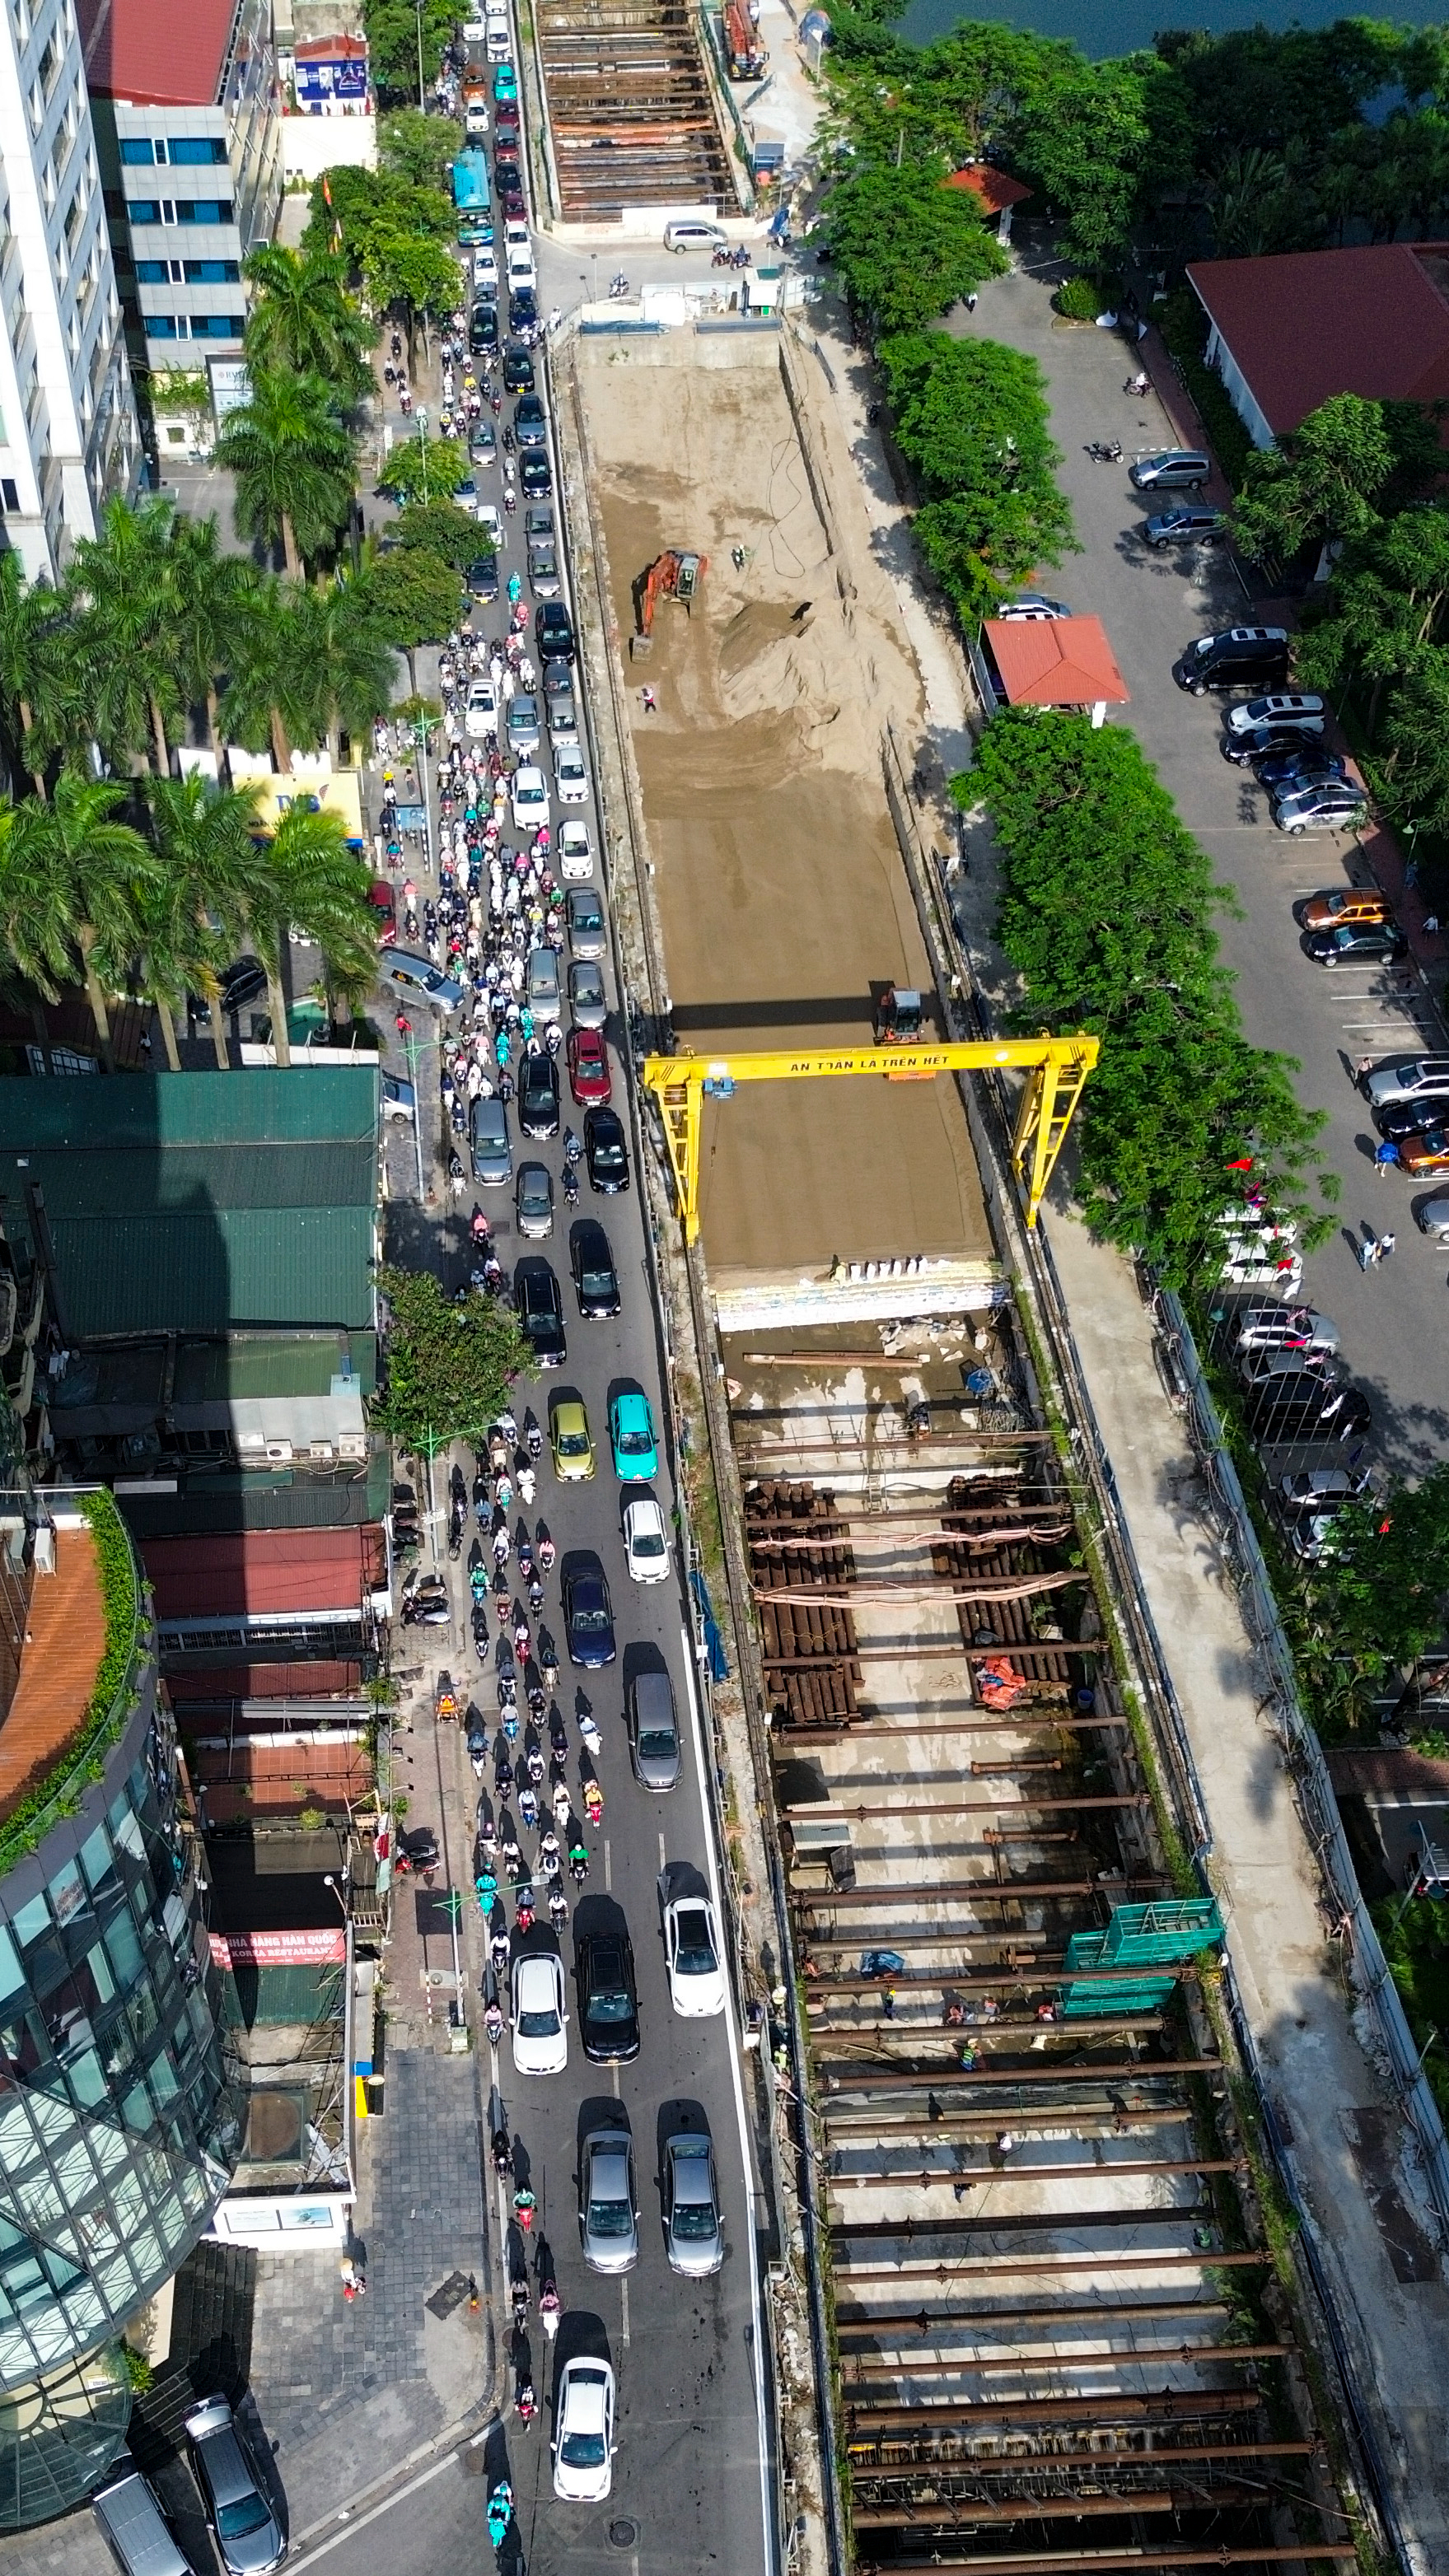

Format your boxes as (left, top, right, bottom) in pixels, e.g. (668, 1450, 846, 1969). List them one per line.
(0, 1547, 238, 2527)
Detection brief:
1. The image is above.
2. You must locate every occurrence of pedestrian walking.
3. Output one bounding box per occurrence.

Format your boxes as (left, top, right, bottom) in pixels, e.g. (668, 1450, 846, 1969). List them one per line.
(965, 291, 978, 312)
(1425, 914, 1440, 936)
(1375, 1138, 1400, 1176)
(881, 1986, 895, 2021)
(642, 685, 657, 713)
(1379, 1231, 1397, 1259)
(1358, 1234, 1381, 1271)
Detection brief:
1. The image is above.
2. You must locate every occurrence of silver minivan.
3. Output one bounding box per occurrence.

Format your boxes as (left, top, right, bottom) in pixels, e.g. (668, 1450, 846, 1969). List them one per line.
(507, 693, 541, 757)
(1129, 449, 1210, 491)
(526, 945, 561, 1022)
(580, 2128, 638, 2272)
(664, 218, 727, 253)
(93, 2458, 202, 2576)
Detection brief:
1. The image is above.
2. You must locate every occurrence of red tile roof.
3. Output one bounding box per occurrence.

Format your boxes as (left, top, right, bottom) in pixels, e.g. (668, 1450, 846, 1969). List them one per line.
(943, 165, 1033, 214)
(1326, 1744, 1449, 1799)
(984, 616, 1129, 707)
(144, 1528, 386, 1618)
(78, 0, 236, 106)
(1188, 245, 1449, 438)
(0, 1528, 107, 1824)
(295, 32, 367, 57)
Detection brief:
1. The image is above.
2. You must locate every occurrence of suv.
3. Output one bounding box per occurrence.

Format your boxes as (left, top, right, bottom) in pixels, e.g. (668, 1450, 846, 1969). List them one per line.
(1274, 782, 1369, 835)
(537, 600, 576, 663)
(627, 1666, 680, 1790)
(664, 217, 727, 252)
(470, 1092, 511, 1184)
(1174, 629, 1290, 694)
(515, 1258, 566, 1366)
(1130, 449, 1210, 492)
(1143, 506, 1224, 548)
(1225, 692, 1325, 736)
(1360, 1053, 1449, 1108)
(1245, 1371, 1372, 1443)
(514, 392, 547, 448)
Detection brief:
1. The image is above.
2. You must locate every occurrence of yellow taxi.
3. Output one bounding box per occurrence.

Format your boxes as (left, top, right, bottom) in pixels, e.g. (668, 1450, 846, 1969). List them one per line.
(549, 1396, 596, 1482)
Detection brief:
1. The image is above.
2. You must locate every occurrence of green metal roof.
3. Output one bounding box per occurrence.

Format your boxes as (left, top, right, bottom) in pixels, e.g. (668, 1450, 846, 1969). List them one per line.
(0, 1071, 379, 1336)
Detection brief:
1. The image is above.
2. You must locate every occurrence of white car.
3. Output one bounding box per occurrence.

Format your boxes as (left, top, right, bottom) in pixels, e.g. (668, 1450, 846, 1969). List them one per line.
(512, 1947, 568, 2074)
(624, 1492, 670, 1584)
(507, 243, 537, 292)
(1224, 693, 1325, 737)
(465, 100, 489, 138)
(661, 1888, 727, 2018)
(511, 764, 549, 832)
(473, 245, 499, 293)
(559, 819, 592, 880)
(552, 2358, 615, 2503)
(504, 216, 531, 251)
(554, 740, 588, 805)
(465, 679, 498, 738)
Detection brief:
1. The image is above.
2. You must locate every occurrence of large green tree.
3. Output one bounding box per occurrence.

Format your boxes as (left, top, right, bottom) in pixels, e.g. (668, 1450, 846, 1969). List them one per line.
(1229, 393, 1416, 567)
(1314, 1468, 1449, 1680)
(243, 244, 375, 398)
(377, 105, 462, 190)
(373, 1267, 529, 1454)
(961, 712, 1331, 1280)
(358, 547, 465, 649)
(0, 553, 77, 794)
(879, 331, 1077, 620)
(215, 366, 356, 578)
(71, 494, 190, 773)
(0, 778, 156, 1070)
(361, 0, 454, 101)
(824, 166, 1006, 334)
(143, 772, 261, 1069)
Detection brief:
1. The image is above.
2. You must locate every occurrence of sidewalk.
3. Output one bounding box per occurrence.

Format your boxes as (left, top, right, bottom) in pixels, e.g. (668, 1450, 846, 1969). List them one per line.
(1045, 1205, 1449, 2576)
(247, 2047, 493, 2545)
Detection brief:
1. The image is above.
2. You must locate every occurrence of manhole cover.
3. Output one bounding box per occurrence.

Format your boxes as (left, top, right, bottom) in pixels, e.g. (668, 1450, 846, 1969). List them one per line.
(609, 2520, 639, 2550)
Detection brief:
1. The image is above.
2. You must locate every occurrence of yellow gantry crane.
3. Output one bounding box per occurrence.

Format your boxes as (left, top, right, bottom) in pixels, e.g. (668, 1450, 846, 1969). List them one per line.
(640, 1038, 1100, 1244)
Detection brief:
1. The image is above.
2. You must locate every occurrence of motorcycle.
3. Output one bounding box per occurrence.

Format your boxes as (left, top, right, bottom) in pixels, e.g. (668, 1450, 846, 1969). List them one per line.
(548, 1888, 568, 1933)
(562, 1166, 579, 1210)
(577, 1704, 601, 1759)
(488, 2481, 514, 2551)
(549, 1707, 568, 1764)
(525, 1413, 543, 1461)
(539, 2280, 561, 2340)
(1124, 371, 1150, 396)
(472, 1603, 491, 1659)
(1085, 439, 1122, 463)
(484, 1999, 504, 2048)
(537, 1528, 556, 1573)
(467, 1720, 488, 1776)
(608, 272, 629, 299)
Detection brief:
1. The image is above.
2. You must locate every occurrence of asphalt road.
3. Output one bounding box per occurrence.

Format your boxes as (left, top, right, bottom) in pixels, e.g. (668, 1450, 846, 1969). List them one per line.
(957, 259, 1449, 1478)
(341, 103, 772, 2576)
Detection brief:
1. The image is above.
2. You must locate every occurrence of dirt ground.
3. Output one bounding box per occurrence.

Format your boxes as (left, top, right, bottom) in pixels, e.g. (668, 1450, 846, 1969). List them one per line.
(579, 336, 993, 1277)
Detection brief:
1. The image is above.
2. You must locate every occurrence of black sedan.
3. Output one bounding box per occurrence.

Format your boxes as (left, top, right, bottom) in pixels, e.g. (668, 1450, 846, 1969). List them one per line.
(571, 1218, 620, 1317)
(563, 1559, 617, 1667)
(470, 301, 499, 354)
(1375, 1091, 1449, 1141)
(537, 600, 576, 663)
(585, 1108, 629, 1194)
(467, 553, 499, 603)
(521, 452, 552, 501)
(520, 1051, 560, 1138)
(1303, 920, 1408, 967)
(1255, 749, 1347, 792)
(1222, 724, 1323, 767)
(515, 391, 547, 448)
(516, 1259, 567, 1367)
(503, 343, 535, 394)
(511, 287, 540, 334)
(578, 1928, 641, 2061)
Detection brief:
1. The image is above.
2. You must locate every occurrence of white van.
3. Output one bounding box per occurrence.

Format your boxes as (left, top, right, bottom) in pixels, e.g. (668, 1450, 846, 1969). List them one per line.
(93, 2458, 201, 2576)
(663, 218, 727, 253)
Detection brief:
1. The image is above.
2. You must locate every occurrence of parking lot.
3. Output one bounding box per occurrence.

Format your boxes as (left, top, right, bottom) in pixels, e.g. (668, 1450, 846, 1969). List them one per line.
(949, 257, 1449, 1476)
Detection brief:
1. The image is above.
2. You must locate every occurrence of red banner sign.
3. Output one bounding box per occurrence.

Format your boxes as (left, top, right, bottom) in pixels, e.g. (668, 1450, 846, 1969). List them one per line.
(209, 1930, 347, 1968)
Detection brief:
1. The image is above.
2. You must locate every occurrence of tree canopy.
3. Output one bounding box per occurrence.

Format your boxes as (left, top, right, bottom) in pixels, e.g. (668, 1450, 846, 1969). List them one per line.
(1313, 1467, 1449, 1680)
(358, 546, 465, 648)
(372, 1267, 529, 1454)
(879, 332, 1076, 621)
(961, 712, 1331, 1281)
(824, 167, 1006, 332)
(360, 0, 455, 100)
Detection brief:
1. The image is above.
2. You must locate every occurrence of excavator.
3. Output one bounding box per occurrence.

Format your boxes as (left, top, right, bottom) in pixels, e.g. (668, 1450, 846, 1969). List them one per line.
(630, 550, 708, 658)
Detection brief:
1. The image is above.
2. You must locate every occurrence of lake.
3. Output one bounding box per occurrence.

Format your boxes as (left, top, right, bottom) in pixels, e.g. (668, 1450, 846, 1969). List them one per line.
(896, 0, 1448, 58)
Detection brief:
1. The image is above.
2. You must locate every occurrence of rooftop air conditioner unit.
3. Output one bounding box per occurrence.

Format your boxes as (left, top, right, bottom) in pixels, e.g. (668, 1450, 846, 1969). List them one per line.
(264, 1440, 293, 1463)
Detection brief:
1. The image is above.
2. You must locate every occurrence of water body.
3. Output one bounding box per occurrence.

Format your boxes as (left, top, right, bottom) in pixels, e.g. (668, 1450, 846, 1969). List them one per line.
(896, 0, 1448, 59)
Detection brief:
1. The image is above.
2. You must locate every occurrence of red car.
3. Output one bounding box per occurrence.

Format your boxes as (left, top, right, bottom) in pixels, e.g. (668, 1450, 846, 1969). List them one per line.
(367, 878, 396, 943)
(568, 1025, 612, 1106)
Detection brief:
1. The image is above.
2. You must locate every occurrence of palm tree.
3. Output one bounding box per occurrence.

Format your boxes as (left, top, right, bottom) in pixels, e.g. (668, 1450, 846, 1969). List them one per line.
(170, 515, 255, 758)
(143, 772, 261, 1069)
(0, 779, 153, 1069)
(214, 367, 356, 580)
(0, 553, 77, 796)
(243, 803, 378, 1069)
(275, 581, 398, 761)
(70, 495, 186, 774)
(243, 245, 376, 399)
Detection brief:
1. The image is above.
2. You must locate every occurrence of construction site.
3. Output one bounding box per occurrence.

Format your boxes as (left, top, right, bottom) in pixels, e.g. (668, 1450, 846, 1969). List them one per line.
(534, 0, 738, 220)
(558, 315, 1363, 2569)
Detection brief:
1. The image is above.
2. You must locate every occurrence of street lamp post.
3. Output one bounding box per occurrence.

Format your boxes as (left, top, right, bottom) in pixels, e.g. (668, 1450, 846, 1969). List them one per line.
(415, 0, 426, 105)
(418, 404, 429, 508)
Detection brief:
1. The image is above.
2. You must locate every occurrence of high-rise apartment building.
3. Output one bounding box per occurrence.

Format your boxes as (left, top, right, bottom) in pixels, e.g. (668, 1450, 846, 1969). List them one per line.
(0, 1491, 237, 2529)
(0, 0, 138, 578)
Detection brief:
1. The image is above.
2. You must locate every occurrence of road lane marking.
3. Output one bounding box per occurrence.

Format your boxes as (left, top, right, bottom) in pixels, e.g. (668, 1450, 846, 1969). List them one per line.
(605, 1836, 612, 1891)
(620, 2277, 630, 2346)
(679, 1624, 776, 2576)
(658, 1830, 666, 1870)
(287, 2443, 461, 2569)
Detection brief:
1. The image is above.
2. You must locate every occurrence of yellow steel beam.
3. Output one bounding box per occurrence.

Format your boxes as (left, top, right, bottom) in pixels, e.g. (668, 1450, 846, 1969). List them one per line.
(639, 1038, 1099, 1244)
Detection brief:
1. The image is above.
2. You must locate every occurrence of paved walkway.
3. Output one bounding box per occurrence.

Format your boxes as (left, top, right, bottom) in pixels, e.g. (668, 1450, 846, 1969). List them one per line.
(249, 2048, 493, 2549)
(1045, 1206, 1449, 2575)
